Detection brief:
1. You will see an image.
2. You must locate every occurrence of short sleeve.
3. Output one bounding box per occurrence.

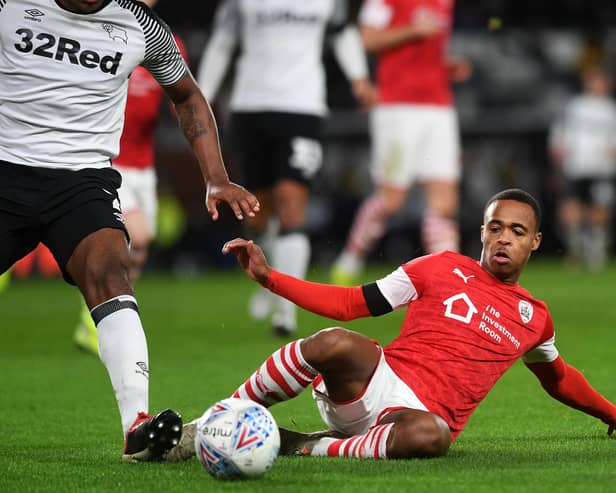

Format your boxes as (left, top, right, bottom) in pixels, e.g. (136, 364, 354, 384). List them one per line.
(359, 0, 394, 28)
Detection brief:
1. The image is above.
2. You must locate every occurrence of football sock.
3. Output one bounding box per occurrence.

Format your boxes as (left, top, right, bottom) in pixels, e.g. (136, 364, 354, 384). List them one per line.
(310, 423, 393, 459)
(232, 339, 318, 406)
(271, 231, 310, 330)
(422, 208, 459, 253)
(583, 226, 608, 271)
(93, 295, 149, 434)
(564, 224, 583, 260)
(343, 194, 389, 259)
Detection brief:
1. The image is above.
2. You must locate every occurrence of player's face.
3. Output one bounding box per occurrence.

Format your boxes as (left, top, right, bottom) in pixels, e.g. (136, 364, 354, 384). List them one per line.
(479, 200, 542, 285)
(56, 0, 109, 14)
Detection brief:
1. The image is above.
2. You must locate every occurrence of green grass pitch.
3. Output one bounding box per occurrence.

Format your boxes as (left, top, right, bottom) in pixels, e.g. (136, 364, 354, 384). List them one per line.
(1, 260, 615, 492)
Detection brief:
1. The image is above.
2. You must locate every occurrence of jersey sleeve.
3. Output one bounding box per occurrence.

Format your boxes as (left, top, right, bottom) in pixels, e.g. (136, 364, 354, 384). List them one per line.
(375, 266, 419, 310)
(141, 12, 187, 87)
(522, 311, 559, 363)
(327, 0, 350, 33)
(359, 0, 395, 28)
(196, 0, 240, 100)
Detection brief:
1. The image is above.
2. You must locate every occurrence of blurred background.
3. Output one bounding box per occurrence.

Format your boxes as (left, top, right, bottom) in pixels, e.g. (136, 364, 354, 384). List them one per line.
(140, 0, 616, 273)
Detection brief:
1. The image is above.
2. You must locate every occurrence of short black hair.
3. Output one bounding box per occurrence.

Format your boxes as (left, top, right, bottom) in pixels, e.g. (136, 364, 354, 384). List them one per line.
(483, 188, 542, 230)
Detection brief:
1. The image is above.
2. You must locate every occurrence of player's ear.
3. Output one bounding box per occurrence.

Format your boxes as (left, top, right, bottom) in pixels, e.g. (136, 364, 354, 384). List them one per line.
(480, 224, 485, 242)
(531, 231, 542, 251)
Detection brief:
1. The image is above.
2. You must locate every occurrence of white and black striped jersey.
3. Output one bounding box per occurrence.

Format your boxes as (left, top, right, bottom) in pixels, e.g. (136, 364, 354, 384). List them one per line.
(197, 0, 367, 116)
(0, 0, 186, 170)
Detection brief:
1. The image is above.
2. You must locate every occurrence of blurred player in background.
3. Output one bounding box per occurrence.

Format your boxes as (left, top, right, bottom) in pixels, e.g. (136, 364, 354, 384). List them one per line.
(549, 65, 616, 271)
(197, 0, 375, 337)
(166, 189, 616, 462)
(1, 0, 258, 462)
(74, 0, 188, 354)
(331, 0, 470, 284)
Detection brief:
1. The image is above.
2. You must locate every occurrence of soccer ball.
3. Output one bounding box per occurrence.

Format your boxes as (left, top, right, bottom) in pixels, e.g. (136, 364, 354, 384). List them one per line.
(194, 398, 280, 480)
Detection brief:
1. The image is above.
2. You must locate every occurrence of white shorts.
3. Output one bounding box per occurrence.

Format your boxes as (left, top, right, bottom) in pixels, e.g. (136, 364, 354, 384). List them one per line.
(313, 347, 428, 436)
(114, 165, 157, 236)
(370, 105, 461, 188)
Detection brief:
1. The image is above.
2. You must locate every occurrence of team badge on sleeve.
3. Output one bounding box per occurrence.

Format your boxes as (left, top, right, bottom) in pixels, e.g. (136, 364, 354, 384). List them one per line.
(518, 300, 533, 323)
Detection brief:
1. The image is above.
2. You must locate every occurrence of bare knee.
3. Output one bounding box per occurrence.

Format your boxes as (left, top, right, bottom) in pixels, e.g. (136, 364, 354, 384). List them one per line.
(68, 230, 133, 306)
(386, 411, 451, 459)
(82, 255, 132, 305)
(300, 327, 357, 369)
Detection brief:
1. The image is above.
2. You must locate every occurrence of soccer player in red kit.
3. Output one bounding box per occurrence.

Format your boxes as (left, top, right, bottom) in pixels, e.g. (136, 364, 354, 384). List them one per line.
(165, 189, 615, 461)
(331, 0, 471, 284)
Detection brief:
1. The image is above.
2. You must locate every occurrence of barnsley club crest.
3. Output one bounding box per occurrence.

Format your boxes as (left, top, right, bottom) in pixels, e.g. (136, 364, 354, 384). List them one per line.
(518, 300, 533, 323)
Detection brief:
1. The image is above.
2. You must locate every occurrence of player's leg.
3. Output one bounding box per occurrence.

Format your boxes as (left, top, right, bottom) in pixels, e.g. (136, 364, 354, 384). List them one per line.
(421, 179, 459, 253)
(0, 162, 44, 288)
(417, 106, 461, 253)
(582, 179, 614, 271)
(287, 408, 450, 459)
(166, 327, 379, 462)
(270, 179, 311, 336)
(45, 167, 180, 461)
(244, 189, 277, 321)
(267, 113, 323, 336)
(281, 343, 451, 459)
(558, 187, 585, 264)
(331, 105, 416, 285)
(229, 112, 280, 326)
(233, 327, 379, 406)
(331, 184, 407, 285)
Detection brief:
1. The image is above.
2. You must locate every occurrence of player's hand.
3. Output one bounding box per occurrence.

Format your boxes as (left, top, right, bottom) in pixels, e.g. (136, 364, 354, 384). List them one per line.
(222, 238, 271, 284)
(447, 58, 472, 83)
(352, 78, 378, 111)
(608, 423, 614, 436)
(206, 182, 260, 221)
(409, 12, 441, 39)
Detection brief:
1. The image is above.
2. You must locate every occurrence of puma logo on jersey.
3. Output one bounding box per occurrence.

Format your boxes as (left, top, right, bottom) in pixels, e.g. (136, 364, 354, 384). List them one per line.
(452, 268, 475, 284)
(102, 24, 128, 44)
(14, 28, 123, 75)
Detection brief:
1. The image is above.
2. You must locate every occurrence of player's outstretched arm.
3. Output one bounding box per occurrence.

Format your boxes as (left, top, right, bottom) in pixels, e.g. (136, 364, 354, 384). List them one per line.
(163, 74, 260, 221)
(222, 239, 374, 321)
(525, 356, 616, 435)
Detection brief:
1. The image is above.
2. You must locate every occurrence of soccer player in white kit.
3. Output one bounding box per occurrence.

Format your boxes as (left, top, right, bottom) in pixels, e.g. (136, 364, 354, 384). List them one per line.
(0, 0, 259, 462)
(549, 65, 616, 271)
(197, 0, 375, 337)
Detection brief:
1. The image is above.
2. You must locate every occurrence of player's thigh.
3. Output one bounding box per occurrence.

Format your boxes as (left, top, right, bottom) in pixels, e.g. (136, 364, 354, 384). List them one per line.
(415, 107, 461, 183)
(303, 328, 380, 400)
(0, 223, 40, 274)
(273, 180, 309, 228)
(370, 105, 426, 187)
(230, 112, 275, 190)
(313, 346, 428, 436)
(115, 165, 158, 239)
(40, 167, 129, 285)
(0, 161, 47, 272)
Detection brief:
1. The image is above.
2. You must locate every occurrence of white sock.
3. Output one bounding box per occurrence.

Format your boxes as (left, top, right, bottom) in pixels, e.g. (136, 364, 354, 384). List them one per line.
(334, 250, 364, 277)
(271, 232, 310, 330)
(93, 295, 149, 434)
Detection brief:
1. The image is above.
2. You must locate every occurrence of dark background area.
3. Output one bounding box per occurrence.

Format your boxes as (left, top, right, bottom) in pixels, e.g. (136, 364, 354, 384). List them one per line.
(146, 1, 616, 272)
